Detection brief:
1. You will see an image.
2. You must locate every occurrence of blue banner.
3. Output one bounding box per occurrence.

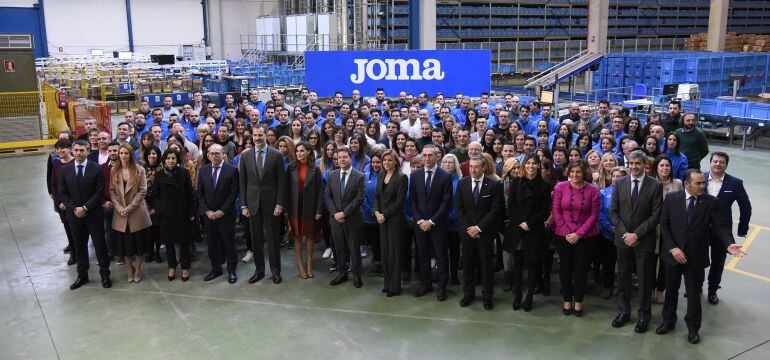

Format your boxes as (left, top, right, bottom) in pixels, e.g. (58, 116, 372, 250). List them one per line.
(305, 50, 491, 97)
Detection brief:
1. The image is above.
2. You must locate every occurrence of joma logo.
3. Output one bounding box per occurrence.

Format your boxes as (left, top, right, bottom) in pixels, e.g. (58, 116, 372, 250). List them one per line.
(350, 58, 446, 84)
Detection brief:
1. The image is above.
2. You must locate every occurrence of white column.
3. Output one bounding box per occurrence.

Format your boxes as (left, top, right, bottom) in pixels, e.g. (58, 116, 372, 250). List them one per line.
(586, 0, 609, 54)
(419, 0, 436, 50)
(707, 0, 729, 52)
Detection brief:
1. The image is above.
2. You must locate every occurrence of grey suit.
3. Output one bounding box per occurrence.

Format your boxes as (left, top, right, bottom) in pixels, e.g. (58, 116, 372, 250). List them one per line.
(610, 174, 662, 320)
(324, 167, 366, 276)
(238, 145, 287, 276)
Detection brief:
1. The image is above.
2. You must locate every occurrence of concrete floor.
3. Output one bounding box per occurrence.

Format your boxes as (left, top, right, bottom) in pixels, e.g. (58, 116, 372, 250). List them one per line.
(1, 143, 769, 360)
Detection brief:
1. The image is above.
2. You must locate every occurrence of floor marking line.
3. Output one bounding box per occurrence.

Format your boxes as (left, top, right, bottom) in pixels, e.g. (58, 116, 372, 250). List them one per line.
(726, 267, 770, 283)
(734, 221, 770, 231)
(726, 227, 762, 270)
(728, 339, 770, 360)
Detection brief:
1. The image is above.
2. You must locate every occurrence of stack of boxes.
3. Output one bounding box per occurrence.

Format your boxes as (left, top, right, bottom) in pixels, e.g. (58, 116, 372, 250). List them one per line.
(685, 32, 770, 52)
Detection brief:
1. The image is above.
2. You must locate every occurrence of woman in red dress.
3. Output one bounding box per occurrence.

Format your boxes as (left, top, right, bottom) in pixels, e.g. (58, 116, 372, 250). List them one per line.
(287, 141, 323, 279)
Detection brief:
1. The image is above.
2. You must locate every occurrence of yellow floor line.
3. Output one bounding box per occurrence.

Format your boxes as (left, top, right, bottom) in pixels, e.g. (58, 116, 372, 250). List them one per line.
(726, 226, 762, 270)
(726, 267, 770, 283)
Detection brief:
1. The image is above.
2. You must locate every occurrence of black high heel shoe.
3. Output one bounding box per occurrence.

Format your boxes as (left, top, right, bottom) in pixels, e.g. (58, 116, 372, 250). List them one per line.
(181, 271, 190, 282)
(512, 292, 522, 311)
(573, 302, 584, 317)
(562, 302, 573, 316)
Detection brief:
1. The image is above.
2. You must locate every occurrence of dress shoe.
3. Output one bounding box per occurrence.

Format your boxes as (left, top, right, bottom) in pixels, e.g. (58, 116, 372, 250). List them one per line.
(707, 291, 719, 305)
(101, 275, 112, 288)
(522, 294, 533, 312)
(181, 274, 190, 282)
(541, 280, 551, 296)
(634, 318, 650, 333)
(386, 290, 401, 297)
(655, 322, 675, 335)
(228, 272, 237, 284)
(459, 296, 475, 307)
(329, 274, 348, 286)
(248, 272, 265, 284)
(69, 277, 89, 290)
(601, 288, 614, 300)
(353, 276, 363, 288)
(272, 274, 282, 284)
(168, 273, 176, 281)
(612, 313, 631, 328)
(414, 285, 433, 297)
(483, 299, 493, 311)
(63, 244, 71, 253)
(67, 256, 76, 266)
(437, 288, 447, 302)
(155, 255, 164, 263)
(382, 288, 389, 293)
(573, 307, 584, 317)
(144, 253, 154, 263)
(688, 331, 700, 344)
(512, 292, 522, 310)
(502, 271, 513, 292)
(204, 271, 223, 282)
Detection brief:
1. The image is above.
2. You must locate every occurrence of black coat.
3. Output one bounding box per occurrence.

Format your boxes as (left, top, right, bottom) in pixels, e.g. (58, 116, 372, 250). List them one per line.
(374, 172, 408, 228)
(150, 166, 197, 243)
(454, 176, 503, 240)
(58, 160, 105, 222)
(504, 176, 551, 261)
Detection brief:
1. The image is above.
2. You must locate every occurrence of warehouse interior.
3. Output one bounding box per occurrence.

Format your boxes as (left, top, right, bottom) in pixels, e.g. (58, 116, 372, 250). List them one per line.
(1, 0, 770, 359)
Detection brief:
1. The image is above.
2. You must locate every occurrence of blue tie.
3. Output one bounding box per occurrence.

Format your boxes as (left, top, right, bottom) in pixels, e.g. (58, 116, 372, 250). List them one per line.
(76, 164, 84, 185)
(340, 171, 347, 196)
(687, 196, 696, 225)
(473, 180, 480, 204)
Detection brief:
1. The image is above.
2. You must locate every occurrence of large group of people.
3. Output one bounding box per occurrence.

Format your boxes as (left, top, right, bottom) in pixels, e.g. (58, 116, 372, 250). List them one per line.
(47, 87, 752, 345)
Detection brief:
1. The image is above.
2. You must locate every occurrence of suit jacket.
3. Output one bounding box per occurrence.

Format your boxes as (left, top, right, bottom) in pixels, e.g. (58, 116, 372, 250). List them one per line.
(57, 160, 105, 221)
(374, 172, 408, 225)
(705, 172, 752, 236)
(238, 145, 287, 215)
(287, 161, 324, 221)
(197, 162, 239, 219)
(109, 166, 152, 232)
(609, 175, 662, 252)
(324, 167, 366, 228)
(409, 167, 452, 226)
(660, 190, 734, 268)
(504, 176, 551, 258)
(455, 175, 503, 240)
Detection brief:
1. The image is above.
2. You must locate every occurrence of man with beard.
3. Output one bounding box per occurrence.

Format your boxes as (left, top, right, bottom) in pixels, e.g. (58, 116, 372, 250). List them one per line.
(674, 113, 709, 170)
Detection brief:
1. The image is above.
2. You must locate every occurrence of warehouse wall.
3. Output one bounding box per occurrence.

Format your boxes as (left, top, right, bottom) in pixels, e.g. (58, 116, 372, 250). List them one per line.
(207, 0, 282, 60)
(44, 0, 130, 55)
(130, 0, 205, 55)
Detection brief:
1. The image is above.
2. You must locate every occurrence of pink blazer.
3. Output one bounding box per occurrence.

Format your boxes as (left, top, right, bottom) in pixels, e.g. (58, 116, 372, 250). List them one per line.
(551, 181, 600, 239)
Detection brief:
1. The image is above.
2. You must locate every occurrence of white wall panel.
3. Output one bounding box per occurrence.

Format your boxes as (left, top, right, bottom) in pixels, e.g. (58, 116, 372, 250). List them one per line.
(130, 0, 204, 56)
(44, 0, 129, 55)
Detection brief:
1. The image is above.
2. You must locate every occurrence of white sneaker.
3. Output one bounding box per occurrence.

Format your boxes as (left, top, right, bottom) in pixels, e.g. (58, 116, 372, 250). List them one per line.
(241, 250, 254, 263)
(322, 247, 332, 259)
(360, 245, 368, 258)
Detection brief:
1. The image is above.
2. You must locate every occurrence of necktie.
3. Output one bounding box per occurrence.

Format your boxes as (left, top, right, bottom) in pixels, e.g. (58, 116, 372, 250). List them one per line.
(473, 180, 480, 204)
(425, 170, 433, 195)
(687, 196, 696, 225)
(631, 179, 639, 208)
(212, 166, 220, 188)
(76, 164, 84, 185)
(340, 171, 347, 195)
(256, 149, 264, 174)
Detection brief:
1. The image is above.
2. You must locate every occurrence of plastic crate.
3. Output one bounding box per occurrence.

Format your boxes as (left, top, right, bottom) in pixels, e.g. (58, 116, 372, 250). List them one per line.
(746, 103, 770, 120)
(721, 101, 747, 117)
(699, 99, 723, 115)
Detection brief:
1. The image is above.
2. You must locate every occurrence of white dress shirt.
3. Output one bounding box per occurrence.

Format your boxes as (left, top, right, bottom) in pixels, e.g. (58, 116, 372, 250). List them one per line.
(707, 173, 724, 198)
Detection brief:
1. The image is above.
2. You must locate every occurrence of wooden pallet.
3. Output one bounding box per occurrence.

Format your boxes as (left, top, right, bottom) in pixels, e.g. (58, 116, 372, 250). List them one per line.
(0, 140, 55, 157)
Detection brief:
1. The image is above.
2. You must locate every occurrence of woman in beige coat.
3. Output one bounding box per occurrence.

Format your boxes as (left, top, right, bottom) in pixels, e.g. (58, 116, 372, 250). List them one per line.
(111, 144, 153, 283)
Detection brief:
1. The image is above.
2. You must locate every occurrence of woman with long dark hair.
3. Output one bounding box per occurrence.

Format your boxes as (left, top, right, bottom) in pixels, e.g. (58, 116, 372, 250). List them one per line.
(349, 132, 371, 172)
(231, 118, 248, 154)
(643, 135, 661, 158)
(651, 154, 683, 304)
(142, 146, 163, 263)
(362, 152, 383, 276)
(374, 149, 408, 297)
(149, 148, 197, 282)
(662, 132, 688, 180)
(505, 155, 551, 312)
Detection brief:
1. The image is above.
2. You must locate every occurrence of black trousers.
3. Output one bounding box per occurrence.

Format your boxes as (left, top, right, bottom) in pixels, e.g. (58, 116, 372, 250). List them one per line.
(148, 225, 161, 255)
(401, 227, 416, 274)
(332, 224, 362, 276)
(655, 258, 666, 292)
(69, 217, 110, 278)
(415, 227, 449, 289)
(556, 236, 594, 302)
(240, 214, 252, 252)
(597, 237, 618, 290)
(462, 235, 494, 300)
(707, 235, 727, 292)
(447, 231, 460, 277)
(661, 262, 705, 332)
(364, 223, 381, 263)
(321, 209, 337, 262)
(248, 207, 281, 276)
(206, 216, 237, 274)
(617, 246, 656, 319)
(380, 222, 402, 293)
(512, 250, 541, 295)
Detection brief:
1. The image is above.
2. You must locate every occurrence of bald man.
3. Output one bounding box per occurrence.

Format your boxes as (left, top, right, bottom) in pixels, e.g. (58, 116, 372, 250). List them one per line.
(459, 142, 483, 177)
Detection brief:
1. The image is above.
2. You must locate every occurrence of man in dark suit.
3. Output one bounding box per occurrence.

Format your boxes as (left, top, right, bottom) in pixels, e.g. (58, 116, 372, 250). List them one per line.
(239, 125, 287, 284)
(410, 144, 453, 301)
(198, 144, 240, 284)
(609, 150, 663, 333)
(704, 151, 752, 305)
(455, 155, 503, 310)
(656, 169, 745, 344)
(57, 139, 112, 290)
(324, 147, 366, 288)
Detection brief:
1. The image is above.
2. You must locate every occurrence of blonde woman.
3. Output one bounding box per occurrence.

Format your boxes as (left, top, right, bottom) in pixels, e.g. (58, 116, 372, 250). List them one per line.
(596, 152, 619, 190)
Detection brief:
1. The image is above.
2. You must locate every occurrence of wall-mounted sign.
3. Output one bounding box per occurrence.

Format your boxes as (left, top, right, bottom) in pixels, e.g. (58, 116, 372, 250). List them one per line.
(4, 60, 15, 72)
